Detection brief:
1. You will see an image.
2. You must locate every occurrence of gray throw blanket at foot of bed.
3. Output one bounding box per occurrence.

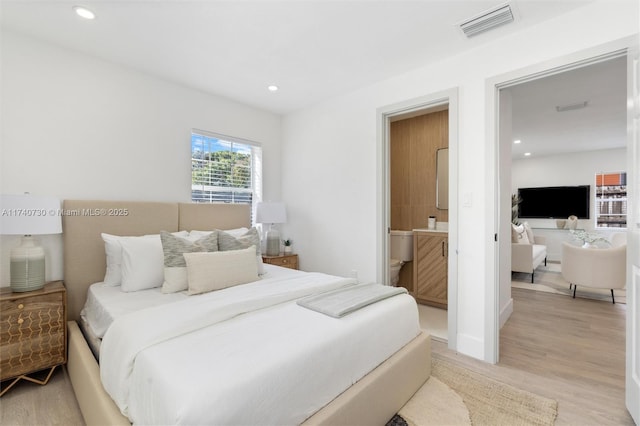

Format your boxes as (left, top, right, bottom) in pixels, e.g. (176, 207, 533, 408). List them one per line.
(297, 283, 407, 318)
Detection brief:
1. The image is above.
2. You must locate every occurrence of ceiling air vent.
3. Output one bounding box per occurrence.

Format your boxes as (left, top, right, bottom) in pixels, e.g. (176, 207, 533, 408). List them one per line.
(556, 101, 588, 112)
(460, 4, 514, 38)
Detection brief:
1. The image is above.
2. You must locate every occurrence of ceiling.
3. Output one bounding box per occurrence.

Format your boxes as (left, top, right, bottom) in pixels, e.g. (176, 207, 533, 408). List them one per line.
(3, 1, 625, 158)
(1, 0, 595, 115)
(508, 56, 627, 159)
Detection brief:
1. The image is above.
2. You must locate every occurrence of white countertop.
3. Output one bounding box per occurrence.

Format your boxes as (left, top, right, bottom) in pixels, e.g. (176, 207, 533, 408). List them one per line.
(413, 222, 448, 233)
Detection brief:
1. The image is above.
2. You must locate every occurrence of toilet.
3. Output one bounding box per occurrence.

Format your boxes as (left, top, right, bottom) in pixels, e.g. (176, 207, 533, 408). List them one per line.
(390, 230, 414, 286)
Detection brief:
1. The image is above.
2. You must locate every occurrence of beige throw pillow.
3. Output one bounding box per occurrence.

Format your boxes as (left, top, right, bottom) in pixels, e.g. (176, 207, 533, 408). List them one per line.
(184, 246, 259, 295)
(218, 227, 264, 275)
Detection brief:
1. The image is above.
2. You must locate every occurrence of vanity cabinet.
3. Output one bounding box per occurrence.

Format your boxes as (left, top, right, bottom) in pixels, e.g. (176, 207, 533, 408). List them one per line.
(413, 232, 448, 309)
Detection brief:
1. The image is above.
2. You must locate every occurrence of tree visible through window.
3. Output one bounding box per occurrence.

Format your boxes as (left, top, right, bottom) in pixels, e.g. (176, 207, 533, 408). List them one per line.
(191, 130, 262, 208)
(595, 171, 627, 228)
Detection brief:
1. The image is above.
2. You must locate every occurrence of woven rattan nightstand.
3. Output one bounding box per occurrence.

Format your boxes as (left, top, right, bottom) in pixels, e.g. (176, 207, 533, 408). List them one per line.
(262, 253, 299, 270)
(0, 281, 67, 396)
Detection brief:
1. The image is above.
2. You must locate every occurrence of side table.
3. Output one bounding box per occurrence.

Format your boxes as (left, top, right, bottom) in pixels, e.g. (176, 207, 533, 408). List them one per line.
(0, 281, 67, 396)
(262, 253, 299, 270)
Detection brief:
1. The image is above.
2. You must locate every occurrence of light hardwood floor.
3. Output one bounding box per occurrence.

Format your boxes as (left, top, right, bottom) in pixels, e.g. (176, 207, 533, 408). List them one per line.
(0, 366, 83, 425)
(434, 287, 632, 425)
(0, 287, 632, 425)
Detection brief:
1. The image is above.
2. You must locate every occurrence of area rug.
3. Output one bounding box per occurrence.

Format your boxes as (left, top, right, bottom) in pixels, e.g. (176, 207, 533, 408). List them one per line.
(512, 262, 626, 304)
(393, 356, 558, 426)
(398, 374, 471, 425)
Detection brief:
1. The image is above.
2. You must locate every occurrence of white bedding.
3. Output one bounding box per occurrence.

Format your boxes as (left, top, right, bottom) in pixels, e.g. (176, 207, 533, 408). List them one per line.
(131, 294, 418, 425)
(96, 268, 420, 425)
(81, 264, 302, 339)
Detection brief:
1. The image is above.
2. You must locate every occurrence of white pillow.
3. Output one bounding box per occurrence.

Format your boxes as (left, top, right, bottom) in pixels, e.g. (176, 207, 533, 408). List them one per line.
(102, 231, 188, 286)
(120, 237, 166, 292)
(523, 222, 535, 244)
(102, 233, 127, 286)
(184, 246, 259, 295)
(512, 224, 530, 244)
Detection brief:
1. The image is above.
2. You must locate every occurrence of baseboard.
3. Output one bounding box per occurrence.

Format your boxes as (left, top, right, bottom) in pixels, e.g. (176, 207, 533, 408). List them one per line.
(499, 298, 513, 328)
(456, 333, 484, 360)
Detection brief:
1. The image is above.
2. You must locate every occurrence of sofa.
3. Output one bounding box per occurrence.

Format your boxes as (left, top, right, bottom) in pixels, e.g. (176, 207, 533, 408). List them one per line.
(561, 240, 626, 303)
(511, 223, 547, 283)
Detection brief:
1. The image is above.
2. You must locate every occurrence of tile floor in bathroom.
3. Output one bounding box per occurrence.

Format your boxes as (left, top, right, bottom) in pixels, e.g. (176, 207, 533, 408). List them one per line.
(417, 303, 448, 342)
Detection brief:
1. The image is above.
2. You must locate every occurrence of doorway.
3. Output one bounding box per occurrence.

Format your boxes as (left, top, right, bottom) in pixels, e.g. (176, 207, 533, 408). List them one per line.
(377, 88, 459, 349)
(495, 50, 628, 357)
(491, 44, 639, 422)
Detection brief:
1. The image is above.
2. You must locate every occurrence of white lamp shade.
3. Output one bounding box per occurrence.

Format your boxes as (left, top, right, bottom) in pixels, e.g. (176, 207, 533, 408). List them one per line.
(255, 201, 287, 224)
(1, 194, 62, 235)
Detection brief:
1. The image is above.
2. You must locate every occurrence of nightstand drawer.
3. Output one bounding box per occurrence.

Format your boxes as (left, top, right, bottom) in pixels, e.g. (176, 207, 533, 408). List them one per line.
(262, 254, 299, 270)
(0, 282, 67, 381)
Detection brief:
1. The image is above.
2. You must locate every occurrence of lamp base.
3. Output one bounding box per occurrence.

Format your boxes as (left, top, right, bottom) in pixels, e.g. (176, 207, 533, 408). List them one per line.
(265, 228, 281, 256)
(10, 236, 46, 292)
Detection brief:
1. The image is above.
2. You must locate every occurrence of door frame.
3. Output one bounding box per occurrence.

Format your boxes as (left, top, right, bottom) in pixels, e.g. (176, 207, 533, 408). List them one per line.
(487, 36, 639, 365)
(377, 88, 459, 348)
(625, 43, 639, 425)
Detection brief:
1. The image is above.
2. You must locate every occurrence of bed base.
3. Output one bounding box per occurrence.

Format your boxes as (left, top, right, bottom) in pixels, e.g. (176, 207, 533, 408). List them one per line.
(62, 200, 431, 425)
(67, 321, 430, 426)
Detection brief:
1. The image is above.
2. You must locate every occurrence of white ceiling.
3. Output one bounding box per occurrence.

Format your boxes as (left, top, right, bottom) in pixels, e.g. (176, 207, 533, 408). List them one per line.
(1, 0, 594, 115)
(507, 56, 627, 159)
(3, 1, 624, 158)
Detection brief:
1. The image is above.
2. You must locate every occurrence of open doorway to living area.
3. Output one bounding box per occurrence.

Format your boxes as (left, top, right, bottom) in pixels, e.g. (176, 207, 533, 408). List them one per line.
(496, 54, 631, 423)
(506, 55, 627, 294)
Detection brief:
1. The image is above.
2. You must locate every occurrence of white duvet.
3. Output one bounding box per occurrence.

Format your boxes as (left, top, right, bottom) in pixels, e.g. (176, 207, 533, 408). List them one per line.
(81, 264, 303, 339)
(100, 272, 420, 425)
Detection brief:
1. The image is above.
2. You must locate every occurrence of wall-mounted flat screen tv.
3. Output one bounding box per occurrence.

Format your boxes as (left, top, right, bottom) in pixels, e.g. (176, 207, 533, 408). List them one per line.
(518, 185, 590, 219)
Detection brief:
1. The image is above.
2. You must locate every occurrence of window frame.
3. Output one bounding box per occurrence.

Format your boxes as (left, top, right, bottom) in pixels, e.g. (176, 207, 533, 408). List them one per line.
(594, 171, 627, 229)
(191, 129, 262, 221)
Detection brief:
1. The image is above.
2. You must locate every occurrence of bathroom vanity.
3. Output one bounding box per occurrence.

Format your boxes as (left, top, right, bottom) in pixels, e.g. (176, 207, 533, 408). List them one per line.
(412, 229, 448, 309)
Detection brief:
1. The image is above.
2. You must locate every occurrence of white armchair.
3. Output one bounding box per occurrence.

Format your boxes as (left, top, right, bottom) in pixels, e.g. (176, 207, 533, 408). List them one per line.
(561, 242, 626, 303)
(512, 235, 547, 283)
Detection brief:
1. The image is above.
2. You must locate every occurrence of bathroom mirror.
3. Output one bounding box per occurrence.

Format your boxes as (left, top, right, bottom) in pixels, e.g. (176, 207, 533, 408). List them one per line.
(436, 148, 448, 210)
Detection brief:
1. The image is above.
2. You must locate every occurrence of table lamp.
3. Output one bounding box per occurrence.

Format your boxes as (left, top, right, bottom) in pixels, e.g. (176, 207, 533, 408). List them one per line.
(0, 194, 62, 292)
(256, 201, 287, 256)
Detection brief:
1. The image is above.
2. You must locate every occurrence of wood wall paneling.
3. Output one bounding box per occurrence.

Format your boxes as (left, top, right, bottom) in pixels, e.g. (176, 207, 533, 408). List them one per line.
(390, 110, 449, 291)
(390, 110, 449, 232)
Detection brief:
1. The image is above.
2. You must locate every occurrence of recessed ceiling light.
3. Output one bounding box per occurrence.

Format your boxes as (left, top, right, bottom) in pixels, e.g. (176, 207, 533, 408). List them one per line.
(513, 139, 521, 144)
(73, 6, 96, 20)
(267, 85, 279, 92)
(524, 152, 531, 156)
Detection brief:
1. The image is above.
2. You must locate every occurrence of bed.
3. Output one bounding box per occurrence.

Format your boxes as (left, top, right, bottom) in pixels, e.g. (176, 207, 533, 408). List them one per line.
(62, 199, 431, 425)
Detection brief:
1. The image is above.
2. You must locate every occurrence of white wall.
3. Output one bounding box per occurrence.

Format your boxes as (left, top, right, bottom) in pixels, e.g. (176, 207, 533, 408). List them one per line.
(512, 148, 627, 231)
(0, 30, 282, 286)
(281, 1, 638, 360)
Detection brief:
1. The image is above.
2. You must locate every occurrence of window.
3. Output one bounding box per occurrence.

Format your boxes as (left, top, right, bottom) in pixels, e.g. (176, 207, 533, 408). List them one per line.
(191, 130, 262, 215)
(595, 171, 627, 228)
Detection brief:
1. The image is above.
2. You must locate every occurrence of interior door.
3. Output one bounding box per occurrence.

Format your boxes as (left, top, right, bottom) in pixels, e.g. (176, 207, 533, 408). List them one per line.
(626, 46, 640, 425)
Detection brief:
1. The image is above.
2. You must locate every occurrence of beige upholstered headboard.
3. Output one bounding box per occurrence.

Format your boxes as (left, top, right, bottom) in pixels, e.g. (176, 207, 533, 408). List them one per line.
(62, 200, 251, 321)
